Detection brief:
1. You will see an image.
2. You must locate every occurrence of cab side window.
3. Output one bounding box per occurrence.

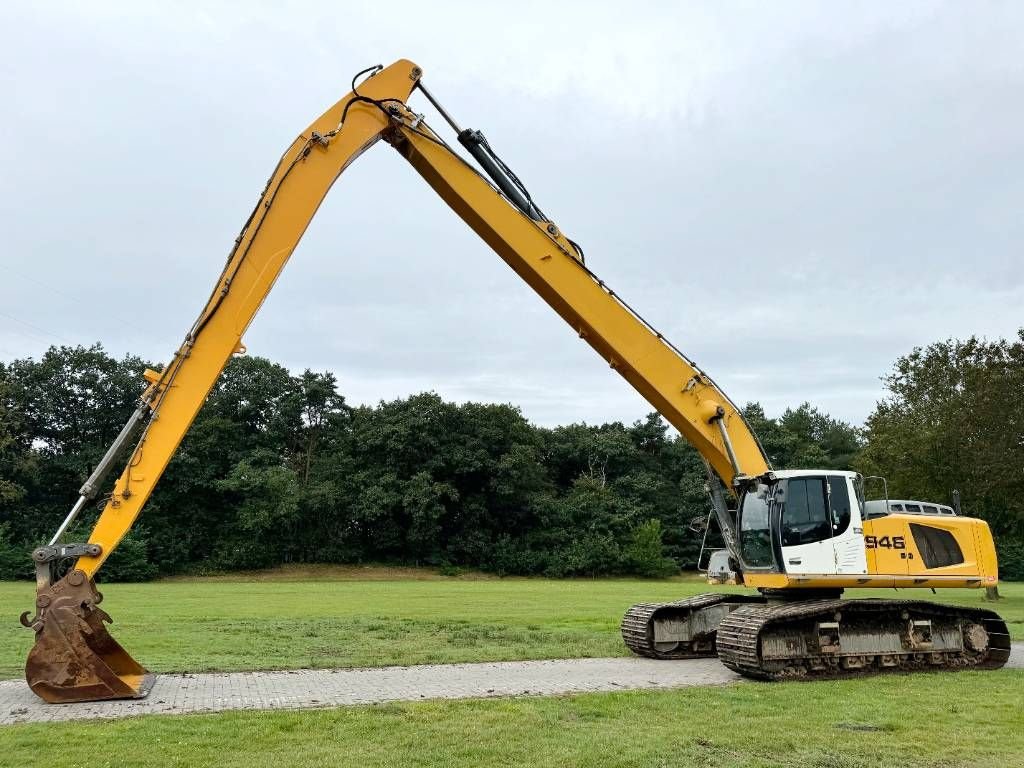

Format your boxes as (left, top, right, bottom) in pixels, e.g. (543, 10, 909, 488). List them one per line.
(782, 478, 831, 545)
(827, 476, 852, 535)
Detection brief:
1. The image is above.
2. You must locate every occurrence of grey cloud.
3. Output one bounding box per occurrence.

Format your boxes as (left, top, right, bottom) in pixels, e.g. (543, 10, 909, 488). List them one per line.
(1, 1, 1021, 428)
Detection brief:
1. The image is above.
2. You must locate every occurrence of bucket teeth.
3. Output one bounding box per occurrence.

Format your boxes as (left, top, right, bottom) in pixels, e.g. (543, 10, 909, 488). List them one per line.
(23, 570, 154, 704)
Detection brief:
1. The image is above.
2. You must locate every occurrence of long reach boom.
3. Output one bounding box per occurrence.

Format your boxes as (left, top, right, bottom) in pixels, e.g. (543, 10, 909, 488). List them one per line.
(23, 60, 768, 702)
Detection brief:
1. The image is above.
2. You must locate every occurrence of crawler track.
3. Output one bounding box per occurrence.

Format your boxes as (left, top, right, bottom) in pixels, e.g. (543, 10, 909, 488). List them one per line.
(716, 598, 1011, 681)
(620, 593, 765, 659)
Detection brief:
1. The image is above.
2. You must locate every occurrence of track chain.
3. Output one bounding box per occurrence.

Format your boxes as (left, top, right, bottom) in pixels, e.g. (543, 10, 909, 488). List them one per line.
(621, 592, 764, 660)
(716, 598, 1011, 681)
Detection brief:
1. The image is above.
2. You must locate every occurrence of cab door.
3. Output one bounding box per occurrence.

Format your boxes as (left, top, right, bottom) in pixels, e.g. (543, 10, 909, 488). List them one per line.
(778, 476, 835, 574)
(827, 475, 868, 575)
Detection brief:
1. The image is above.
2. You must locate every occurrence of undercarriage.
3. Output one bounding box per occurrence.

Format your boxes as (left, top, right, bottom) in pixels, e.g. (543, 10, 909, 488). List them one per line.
(621, 592, 1010, 680)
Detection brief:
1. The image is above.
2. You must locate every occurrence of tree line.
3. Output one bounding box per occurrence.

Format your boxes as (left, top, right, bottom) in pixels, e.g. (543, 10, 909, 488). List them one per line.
(0, 332, 1021, 581)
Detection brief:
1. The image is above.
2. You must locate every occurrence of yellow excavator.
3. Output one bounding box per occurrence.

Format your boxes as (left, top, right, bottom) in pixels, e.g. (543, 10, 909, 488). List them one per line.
(21, 60, 1009, 703)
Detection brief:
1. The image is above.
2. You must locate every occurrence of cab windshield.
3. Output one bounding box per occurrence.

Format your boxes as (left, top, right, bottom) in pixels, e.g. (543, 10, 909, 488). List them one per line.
(739, 489, 774, 568)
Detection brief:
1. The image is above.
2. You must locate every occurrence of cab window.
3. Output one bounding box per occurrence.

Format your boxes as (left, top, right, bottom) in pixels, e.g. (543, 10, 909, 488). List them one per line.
(827, 476, 852, 535)
(923, 505, 938, 515)
(853, 476, 867, 518)
(781, 477, 831, 546)
(890, 503, 904, 512)
(905, 504, 922, 513)
(740, 490, 774, 568)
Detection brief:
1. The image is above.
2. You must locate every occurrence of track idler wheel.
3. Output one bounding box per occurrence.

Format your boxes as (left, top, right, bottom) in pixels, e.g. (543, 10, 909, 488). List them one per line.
(21, 569, 154, 703)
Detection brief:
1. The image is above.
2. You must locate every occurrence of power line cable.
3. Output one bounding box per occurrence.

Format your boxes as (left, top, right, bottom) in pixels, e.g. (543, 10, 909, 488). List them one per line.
(0, 265, 185, 354)
(0, 310, 75, 345)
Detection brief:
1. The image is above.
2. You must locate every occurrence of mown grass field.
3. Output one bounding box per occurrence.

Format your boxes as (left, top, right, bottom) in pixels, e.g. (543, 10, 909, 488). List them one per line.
(1, 670, 1022, 768)
(0, 567, 1020, 678)
(2, 571, 1021, 767)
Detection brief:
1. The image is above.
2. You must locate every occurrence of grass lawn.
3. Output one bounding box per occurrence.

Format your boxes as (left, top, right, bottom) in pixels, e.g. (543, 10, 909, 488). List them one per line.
(0, 567, 1019, 679)
(0, 670, 1021, 768)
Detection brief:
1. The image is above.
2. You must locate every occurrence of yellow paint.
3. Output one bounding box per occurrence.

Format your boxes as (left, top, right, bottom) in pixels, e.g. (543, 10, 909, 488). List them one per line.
(865, 514, 999, 583)
(863, 517, 910, 577)
(75, 60, 769, 577)
(743, 573, 990, 590)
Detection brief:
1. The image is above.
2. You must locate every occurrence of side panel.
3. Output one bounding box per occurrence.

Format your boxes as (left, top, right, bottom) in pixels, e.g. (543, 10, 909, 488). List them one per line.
(862, 517, 911, 577)
(903, 516, 998, 583)
(973, 519, 1000, 583)
(780, 540, 834, 574)
(743, 573, 987, 590)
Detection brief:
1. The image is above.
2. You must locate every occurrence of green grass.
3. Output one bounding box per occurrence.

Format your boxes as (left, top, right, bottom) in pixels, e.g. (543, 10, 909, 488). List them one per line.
(0, 671, 1021, 768)
(1, 569, 1020, 679)
(2, 570, 1021, 766)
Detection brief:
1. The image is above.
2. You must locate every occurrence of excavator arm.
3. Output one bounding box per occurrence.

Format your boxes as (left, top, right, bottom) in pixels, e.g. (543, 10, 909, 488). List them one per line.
(23, 59, 768, 703)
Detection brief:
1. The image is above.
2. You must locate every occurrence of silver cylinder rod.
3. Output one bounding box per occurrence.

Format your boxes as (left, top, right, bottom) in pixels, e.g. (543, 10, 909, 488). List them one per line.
(416, 79, 544, 221)
(714, 415, 742, 480)
(703, 459, 738, 551)
(415, 79, 463, 134)
(78, 401, 150, 500)
(48, 496, 88, 546)
(47, 400, 151, 545)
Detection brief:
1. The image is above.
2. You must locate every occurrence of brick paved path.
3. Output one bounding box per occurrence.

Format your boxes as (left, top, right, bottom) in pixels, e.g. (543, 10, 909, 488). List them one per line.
(2, 645, 1020, 725)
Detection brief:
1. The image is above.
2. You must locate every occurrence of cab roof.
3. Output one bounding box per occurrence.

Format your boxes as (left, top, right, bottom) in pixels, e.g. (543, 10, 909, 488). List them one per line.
(768, 469, 859, 479)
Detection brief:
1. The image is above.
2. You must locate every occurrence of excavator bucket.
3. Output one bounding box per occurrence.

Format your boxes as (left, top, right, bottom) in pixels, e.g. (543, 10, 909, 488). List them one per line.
(21, 569, 154, 703)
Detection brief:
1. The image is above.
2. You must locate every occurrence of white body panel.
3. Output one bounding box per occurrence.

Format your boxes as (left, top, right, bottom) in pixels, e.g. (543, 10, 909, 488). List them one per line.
(831, 476, 868, 575)
(775, 472, 867, 576)
(780, 537, 836, 574)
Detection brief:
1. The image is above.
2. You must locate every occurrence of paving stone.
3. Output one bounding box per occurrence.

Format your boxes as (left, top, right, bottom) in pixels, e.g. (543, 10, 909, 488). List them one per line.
(1, 644, 1019, 725)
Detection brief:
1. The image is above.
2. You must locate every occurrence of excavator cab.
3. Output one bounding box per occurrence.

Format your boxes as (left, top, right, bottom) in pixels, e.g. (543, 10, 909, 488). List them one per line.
(735, 471, 871, 582)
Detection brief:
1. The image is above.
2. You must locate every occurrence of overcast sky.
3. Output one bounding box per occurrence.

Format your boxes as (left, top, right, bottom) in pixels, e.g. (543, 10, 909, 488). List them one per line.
(1, 2, 1021, 428)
